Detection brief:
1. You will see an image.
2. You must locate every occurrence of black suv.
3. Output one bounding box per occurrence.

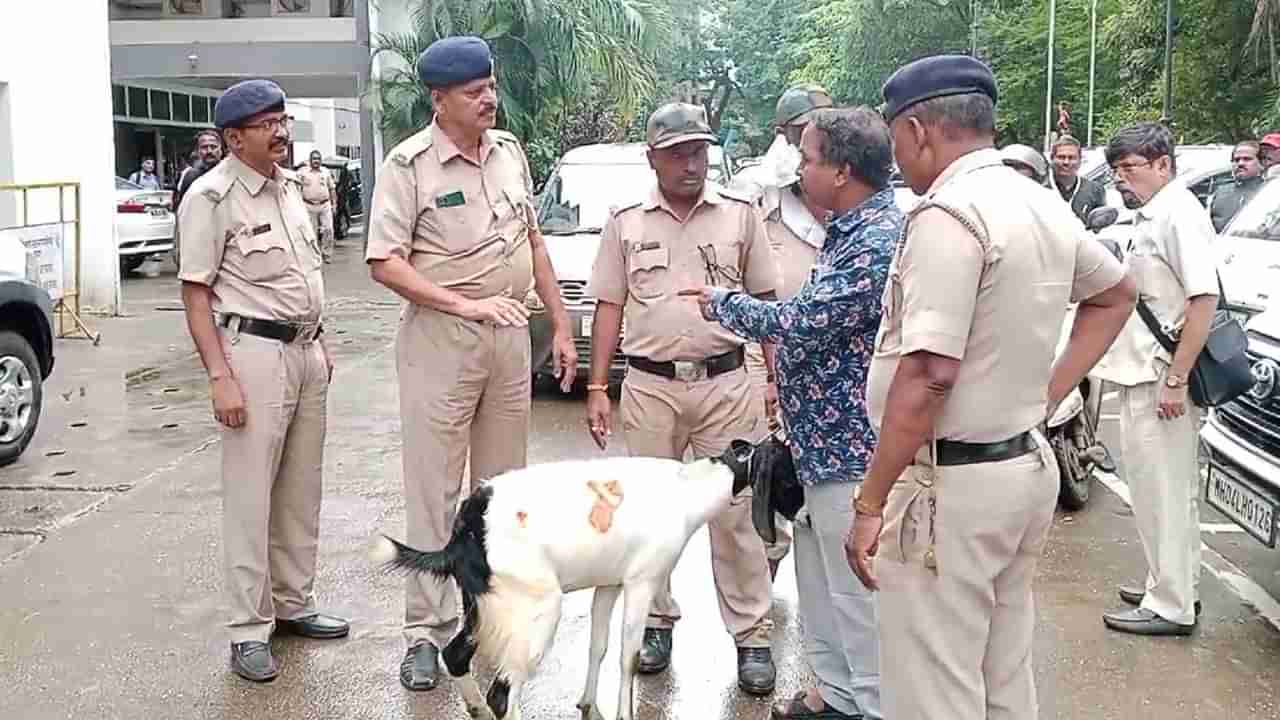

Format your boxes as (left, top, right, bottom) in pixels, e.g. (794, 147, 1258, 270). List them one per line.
(0, 270, 55, 465)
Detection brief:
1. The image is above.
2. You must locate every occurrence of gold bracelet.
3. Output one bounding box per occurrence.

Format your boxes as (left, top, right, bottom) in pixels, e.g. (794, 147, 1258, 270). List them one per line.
(586, 383, 609, 392)
(853, 497, 884, 517)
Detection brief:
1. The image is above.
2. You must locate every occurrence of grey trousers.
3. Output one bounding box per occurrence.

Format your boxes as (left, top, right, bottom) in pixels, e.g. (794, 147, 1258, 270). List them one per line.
(795, 482, 882, 719)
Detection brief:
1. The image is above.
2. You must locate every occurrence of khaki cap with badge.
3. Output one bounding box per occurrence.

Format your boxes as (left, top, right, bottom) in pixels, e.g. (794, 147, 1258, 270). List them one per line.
(774, 85, 833, 128)
(646, 103, 720, 149)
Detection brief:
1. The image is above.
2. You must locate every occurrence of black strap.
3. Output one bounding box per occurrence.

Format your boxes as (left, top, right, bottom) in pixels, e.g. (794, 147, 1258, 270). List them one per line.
(1133, 272, 1228, 355)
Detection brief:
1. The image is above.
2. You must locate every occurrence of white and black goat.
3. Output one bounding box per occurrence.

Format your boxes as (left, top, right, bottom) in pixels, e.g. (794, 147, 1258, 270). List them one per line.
(371, 440, 756, 720)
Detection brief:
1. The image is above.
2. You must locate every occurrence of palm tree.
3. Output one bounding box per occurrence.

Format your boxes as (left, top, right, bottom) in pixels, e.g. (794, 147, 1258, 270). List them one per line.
(371, 0, 672, 148)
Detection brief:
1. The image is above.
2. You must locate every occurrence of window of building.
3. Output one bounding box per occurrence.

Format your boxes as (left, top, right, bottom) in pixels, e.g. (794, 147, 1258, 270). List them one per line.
(337, 145, 361, 159)
(112, 85, 127, 117)
(192, 96, 210, 124)
(127, 86, 149, 118)
(172, 93, 191, 123)
(150, 90, 171, 121)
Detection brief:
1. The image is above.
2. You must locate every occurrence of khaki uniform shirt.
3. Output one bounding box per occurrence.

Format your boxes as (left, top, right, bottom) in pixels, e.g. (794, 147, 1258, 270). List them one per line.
(299, 166, 335, 204)
(588, 183, 778, 361)
(1092, 182, 1219, 387)
(759, 182, 824, 300)
(178, 154, 325, 322)
(866, 149, 1125, 442)
(364, 121, 536, 302)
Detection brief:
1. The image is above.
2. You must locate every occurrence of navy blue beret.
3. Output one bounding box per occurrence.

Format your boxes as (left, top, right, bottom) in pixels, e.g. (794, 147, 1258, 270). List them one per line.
(214, 79, 286, 129)
(417, 36, 494, 88)
(881, 55, 998, 124)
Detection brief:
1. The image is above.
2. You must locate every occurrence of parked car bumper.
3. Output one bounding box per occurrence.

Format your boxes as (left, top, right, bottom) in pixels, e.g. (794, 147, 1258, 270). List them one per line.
(528, 305, 627, 384)
(1201, 407, 1280, 548)
(117, 214, 175, 256)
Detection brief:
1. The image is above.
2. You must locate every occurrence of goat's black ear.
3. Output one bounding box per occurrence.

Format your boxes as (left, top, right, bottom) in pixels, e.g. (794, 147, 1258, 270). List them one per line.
(719, 439, 754, 494)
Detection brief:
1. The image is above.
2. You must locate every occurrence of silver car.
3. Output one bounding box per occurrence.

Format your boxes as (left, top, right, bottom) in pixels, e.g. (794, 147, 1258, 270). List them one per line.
(527, 142, 732, 388)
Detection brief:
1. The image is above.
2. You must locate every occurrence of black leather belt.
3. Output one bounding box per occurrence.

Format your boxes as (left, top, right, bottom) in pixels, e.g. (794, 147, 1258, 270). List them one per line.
(304, 199, 329, 206)
(627, 347, 745, 380)
(935, 431, 1037, 466)
(220, 314, 322, 343)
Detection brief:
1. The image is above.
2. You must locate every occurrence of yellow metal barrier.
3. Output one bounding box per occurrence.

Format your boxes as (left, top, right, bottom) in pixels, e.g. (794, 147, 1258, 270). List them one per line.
(0, 181, 100, 343)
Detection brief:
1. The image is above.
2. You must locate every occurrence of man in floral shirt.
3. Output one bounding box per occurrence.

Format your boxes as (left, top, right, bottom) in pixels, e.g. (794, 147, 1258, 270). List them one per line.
(687, 106, 899, 720)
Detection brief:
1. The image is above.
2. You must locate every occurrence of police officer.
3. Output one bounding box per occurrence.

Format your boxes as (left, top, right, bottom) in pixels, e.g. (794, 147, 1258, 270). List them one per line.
(845, 56, 1135, 719)
(365, 36, 577, 692)
(584, 102, 779, 694)
(751, 85, 834, 579)
(179, 79, 348, 683)
(299, 150, 337, 263)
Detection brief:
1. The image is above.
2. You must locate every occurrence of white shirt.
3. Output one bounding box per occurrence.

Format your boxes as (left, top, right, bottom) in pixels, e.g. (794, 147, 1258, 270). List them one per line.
(1092, 182, 1219, 387)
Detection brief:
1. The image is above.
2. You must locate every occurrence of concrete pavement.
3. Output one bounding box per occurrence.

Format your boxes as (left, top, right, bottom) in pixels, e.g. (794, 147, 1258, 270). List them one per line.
(2, 237, 1280, 719)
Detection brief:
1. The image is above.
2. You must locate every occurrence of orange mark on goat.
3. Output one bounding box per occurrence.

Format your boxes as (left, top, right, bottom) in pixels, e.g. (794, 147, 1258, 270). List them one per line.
(516, 510, 528, 528)
(587, 479, 625, 534)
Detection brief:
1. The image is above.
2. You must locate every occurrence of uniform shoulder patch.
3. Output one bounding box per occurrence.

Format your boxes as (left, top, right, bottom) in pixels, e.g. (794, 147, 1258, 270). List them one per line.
(193, 163, 235, 204)
(609, 199, 643, 217)
(489, 128, 519, 145)
(716, 185, 754, 204)
(390, 128, 435, 167)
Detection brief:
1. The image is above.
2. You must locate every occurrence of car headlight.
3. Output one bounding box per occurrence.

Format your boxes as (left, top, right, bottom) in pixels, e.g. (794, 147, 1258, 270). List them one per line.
(524, 289, 545, 312)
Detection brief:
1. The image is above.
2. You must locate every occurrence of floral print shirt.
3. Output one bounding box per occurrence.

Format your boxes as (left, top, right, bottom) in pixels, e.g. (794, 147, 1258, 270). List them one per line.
(708, 188, 901, 486)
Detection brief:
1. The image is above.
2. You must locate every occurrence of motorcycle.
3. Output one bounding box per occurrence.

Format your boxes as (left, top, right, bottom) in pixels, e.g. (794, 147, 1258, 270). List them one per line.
(1046, 206, 1121, 510)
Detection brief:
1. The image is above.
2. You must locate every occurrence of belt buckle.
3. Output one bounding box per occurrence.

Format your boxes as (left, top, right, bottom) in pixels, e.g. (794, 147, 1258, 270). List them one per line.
(673, 360, 707, 382)
(292, 321, 319, 344)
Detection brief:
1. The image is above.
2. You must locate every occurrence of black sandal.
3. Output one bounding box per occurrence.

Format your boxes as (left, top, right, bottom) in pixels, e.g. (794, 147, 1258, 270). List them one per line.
(770, 690, 863, 719)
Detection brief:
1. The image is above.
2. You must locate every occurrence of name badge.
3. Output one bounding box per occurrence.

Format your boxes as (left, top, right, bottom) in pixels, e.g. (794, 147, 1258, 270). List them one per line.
(251, 223, 272, 236)
(436, 190, 466, 208)
(633, 240, 661, 253)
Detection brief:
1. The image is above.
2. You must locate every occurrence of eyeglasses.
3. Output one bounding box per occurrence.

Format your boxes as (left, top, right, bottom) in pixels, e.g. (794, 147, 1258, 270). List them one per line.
(1109, 158, 1157, 176)
(240, 115, 295, 134)
(698, 244, 742, 287)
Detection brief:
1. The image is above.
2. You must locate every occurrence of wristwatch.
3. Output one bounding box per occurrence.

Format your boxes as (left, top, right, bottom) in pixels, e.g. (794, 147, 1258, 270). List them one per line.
(1165, 373, 1187, 388)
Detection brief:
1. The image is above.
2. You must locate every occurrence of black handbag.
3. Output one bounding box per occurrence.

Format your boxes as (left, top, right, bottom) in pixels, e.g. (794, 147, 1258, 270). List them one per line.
(1133, 275, 1254, 407)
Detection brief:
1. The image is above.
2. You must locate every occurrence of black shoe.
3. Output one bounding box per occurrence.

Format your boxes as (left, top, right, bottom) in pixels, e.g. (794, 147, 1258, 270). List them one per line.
(1117, 587, 1201, 616)
(737, 646, 776, 695)
(1103, 607, 1195, 636)
(1095, 445, 1118, 474)
(400, 643, 440, 691)
(230, 641, 279, 682)
(772, 690, 864, 719)
(276, 613, 350, 639)
(637, 628, 672, 674)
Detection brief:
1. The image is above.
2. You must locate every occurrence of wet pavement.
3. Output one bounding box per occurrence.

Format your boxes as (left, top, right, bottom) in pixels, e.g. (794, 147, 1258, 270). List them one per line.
(2, 236, 1280, 719)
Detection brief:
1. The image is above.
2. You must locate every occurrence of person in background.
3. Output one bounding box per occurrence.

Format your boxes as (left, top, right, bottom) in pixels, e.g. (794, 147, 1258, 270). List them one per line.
(1051, 135, 1107, 224)
(1209, 141, 1265, 233)
(1261, 133, 1280, 178)
(299, 150, 338, 264)
(1000, 143, 1049, 185)
(686, 105, 896, 720)
(129, 157, 161, 190)
(173, 130, 225, 271)
(1092, 122, 1218, 637)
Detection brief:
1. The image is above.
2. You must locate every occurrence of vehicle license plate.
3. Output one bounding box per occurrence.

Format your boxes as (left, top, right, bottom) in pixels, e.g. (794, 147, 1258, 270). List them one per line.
(581, 314, 593, 336)
(149, 207, 168, 217)
(1206, 462, 1278, 547)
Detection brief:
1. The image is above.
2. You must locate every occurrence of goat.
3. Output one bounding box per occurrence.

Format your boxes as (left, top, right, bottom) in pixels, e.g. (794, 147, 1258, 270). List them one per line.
(370, 440, 756, 720)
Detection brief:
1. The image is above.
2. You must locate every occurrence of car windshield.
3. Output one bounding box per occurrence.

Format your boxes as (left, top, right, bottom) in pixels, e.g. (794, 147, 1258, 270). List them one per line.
(538, 162, 658, 234)
(1224, 179, 1280, 240)
(116, 177, 141, 190)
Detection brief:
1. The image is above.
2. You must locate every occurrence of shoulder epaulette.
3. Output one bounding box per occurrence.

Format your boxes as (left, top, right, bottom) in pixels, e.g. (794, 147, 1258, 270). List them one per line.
(716, 185, 754, 204)
(390, 128, 435, 167)
(489, 129, 520, 145)
(610, 199, 644, 217)
(194, 164, 236, 204)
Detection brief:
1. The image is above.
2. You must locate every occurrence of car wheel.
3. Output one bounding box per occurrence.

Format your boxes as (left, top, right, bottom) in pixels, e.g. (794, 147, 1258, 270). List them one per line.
(0, 331, 43, 467)
(120, 255, 146, 274)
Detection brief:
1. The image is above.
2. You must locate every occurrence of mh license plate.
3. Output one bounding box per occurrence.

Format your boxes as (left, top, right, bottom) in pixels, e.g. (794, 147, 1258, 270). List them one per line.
(1206, 462, 1278, 547)
(580, 314, 593, 336)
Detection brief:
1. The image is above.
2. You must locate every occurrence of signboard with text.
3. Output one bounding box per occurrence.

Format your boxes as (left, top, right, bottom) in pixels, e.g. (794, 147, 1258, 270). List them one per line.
(0, 223, 65, 300)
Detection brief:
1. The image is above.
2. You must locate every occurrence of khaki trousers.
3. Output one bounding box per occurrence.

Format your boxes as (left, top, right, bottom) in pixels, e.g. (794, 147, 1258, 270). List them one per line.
(397, 304, 530, 649)
(620, 365, 773, 647)
(219, 328, 329, 644)
(306, 202, 334, 260)
(1118, 381, 1202, 625)
(877, 435, 1058, 720)
(745, 342, 792, 563)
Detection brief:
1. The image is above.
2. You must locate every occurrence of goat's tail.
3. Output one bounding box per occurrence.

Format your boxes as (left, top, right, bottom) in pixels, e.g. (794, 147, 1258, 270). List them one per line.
(370, 534, 457, 582)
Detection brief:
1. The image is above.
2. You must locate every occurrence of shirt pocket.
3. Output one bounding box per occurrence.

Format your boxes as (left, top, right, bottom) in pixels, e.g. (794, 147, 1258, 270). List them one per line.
(628, 245, 670, 300)
(499, 186, 532, 244)
(233, 226, 290, 282)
